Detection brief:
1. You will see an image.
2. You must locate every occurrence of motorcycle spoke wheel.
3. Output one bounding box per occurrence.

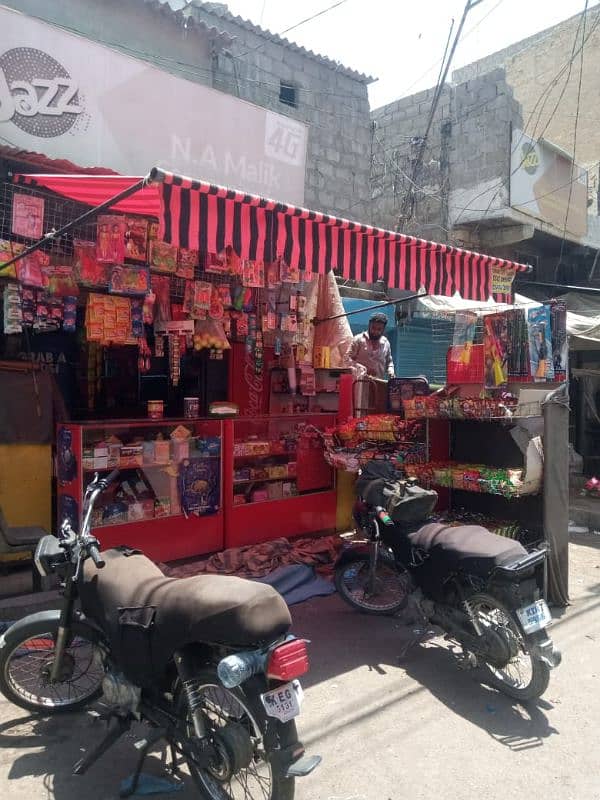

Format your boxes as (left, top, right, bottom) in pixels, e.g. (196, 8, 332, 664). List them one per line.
(335, 557, 410, 615)
(187, 681, 278, 800)
(468, 594, 550, 701)
(2, 631, 104, 711)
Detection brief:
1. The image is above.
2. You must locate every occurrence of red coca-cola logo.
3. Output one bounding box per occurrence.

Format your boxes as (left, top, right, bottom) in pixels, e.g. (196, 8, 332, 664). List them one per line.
(0, 47, 83, 138)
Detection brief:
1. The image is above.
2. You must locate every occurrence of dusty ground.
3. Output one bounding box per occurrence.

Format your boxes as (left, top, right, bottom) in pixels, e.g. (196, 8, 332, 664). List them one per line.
(0, 535, 598, 800)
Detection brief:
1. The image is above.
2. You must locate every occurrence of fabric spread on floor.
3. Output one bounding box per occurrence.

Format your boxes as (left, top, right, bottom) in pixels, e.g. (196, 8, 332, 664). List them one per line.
(160, 535, 342, 579)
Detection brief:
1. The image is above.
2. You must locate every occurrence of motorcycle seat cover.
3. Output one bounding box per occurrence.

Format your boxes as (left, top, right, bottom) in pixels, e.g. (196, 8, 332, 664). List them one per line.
(80, 549, 291, 684)
(407, 523, 527, 577)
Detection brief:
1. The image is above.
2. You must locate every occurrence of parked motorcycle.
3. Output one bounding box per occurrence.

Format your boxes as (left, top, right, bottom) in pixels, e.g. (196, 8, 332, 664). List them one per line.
(0, 471, 320, 799)
(334, 462, 561, 701)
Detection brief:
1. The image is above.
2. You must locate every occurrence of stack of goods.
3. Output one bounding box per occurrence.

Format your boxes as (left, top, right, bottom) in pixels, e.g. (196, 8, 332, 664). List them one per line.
(85, 294, 137, 345)
(3, 283, 22, 334)
(408, 461, 531, 497)
(403, 393, 519, 420)
(322, 415, 427, 473)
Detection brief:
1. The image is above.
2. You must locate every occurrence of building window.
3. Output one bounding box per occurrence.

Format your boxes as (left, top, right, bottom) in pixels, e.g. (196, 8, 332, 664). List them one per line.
(279, 81, 297, 108)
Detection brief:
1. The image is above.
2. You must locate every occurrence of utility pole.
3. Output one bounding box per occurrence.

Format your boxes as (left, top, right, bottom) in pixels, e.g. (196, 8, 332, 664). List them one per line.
(397, 0, 485, 231)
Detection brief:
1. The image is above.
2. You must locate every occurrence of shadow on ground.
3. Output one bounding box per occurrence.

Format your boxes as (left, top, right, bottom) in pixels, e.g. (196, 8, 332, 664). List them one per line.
(292, 594, 559, 751)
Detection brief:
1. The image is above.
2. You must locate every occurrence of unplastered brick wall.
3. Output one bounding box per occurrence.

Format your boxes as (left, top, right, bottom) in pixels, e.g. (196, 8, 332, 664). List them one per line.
(370, 85, 453, 238)
(453, 6, 600, 175)
(186, 2, 374, 220)
(369, 69, 522, 240)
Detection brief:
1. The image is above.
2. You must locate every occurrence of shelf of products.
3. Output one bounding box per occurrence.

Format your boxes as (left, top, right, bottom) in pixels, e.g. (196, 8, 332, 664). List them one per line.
(407, 461, 540, 498)
(268, 367, 350, 414)
(223, 413, 337, 548)
(56, 419, 224, 561)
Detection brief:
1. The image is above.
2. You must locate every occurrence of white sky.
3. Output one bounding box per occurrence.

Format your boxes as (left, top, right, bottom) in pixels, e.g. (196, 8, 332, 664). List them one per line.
(222, 0, 594, 109)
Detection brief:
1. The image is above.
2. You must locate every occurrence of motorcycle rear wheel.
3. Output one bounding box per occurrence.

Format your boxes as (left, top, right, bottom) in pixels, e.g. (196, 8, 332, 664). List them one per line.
(178, 668, 296, 800)
(468, 593, 550, 701)
(0, 618, 104, 713)
(335, 555, 410, 615)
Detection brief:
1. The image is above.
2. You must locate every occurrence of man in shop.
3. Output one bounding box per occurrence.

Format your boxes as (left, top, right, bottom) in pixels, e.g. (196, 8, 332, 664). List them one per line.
(348, 312, 395, 380)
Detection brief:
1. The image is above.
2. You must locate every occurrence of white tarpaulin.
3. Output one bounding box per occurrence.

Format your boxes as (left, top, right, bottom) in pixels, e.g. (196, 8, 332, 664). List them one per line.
(417, 291, 600, 349)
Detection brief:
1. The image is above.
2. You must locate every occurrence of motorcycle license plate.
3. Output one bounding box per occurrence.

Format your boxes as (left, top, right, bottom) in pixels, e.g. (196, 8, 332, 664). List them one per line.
(261, 680, 303, 723)
(517, 599, 552, 633)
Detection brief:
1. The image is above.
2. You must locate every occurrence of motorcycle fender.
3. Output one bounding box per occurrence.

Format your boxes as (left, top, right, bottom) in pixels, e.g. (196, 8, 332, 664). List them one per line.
(0, 610, 105, 650)
(335, 545, 396, 569)
(528, 630, 562, 669)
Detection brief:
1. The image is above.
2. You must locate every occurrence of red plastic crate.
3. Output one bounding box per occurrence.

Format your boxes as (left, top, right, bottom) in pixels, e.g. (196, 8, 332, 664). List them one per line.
(446, 345, 484, 384)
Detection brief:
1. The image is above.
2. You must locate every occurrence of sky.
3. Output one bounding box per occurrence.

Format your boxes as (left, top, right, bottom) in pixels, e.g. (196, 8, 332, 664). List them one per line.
(221, 0, 595, 109)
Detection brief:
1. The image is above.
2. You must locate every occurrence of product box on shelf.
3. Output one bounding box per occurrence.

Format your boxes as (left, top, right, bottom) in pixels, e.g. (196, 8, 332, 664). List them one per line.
(195, 437, 221, 457)
(251, 488, 269, 503)
(267, 465, 287, 479)
(234, 468, 251, 482)
(119, 444, 144, 468)
(128, 500, 155, 522)
(282, 481, 295, 497)
(233, 494, 247, 505)
(267, 482, 283, 500)
(154, 497, 171, 517)
(287, 461, 297, 477)
(172, 439, 190, 462)
(154, 439, 171, 465)
(250, 467, 269, 480)
(107, 441, 121, 468)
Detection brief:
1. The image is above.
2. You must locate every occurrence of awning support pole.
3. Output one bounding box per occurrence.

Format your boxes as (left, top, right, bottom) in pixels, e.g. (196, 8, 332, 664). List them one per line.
(313, 290, 427, 325)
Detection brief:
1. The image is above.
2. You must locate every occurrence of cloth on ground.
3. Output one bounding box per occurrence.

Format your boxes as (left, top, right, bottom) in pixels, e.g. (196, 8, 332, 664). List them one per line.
(160, 535, 342, 579)
(256, 563, 336, 605)
(119, 773, 183, 796)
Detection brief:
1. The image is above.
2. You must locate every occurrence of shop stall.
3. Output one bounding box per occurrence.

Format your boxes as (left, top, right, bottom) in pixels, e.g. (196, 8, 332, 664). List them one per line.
(325, 296, 570, 605)
(0, 167, 534, 563)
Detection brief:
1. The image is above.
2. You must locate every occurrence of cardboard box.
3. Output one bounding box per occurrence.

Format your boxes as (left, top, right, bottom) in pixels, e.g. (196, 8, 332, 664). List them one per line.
(267, 465, 287, 479)
(93, 456, 109, 470)
(251, 489, 269, 503)
(154, 440, 171, 464)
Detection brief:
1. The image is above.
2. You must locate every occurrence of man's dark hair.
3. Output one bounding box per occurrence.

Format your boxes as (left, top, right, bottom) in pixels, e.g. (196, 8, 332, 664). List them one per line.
(369, 312, 388, 325)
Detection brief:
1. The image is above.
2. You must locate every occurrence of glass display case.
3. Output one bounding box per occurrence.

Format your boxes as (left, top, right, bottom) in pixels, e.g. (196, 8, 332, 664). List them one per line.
(223, 414, 337, 548)
(56, 419, 224, 562)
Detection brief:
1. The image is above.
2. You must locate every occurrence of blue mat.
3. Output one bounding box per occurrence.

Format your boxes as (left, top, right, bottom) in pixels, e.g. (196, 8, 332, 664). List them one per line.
(255, 564, 335, 606)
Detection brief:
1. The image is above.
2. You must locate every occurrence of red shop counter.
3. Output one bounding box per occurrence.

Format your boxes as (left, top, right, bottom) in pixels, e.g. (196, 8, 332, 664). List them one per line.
(222, 414, 337, 549)
(55, 413, 337, 561)
(55, 418, 224, 562)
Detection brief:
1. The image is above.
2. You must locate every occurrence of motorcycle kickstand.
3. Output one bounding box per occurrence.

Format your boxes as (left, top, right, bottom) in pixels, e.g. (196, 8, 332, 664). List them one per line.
(119, 726, 169, 798)
(73, 714, 131, 775)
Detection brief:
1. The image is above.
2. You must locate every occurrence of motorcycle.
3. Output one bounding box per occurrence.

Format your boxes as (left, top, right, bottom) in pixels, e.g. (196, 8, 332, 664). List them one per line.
(334, 462, 561, 701)
(0, 471, 320, 799)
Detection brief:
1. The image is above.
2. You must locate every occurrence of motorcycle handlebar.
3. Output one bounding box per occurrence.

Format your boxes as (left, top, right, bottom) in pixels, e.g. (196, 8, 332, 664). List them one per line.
(88, 543, 105, 569)
(375, 506, 394, 526)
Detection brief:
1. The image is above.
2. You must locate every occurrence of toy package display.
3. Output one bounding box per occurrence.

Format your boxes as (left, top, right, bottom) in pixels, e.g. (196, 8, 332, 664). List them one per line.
(97, 215, 126, 264)
(74, 239, 109, 287)
(124, 217, 149, 261)
(483, 313, 510, 388)
(150, 239, 178, 273)
(0, 239, 25, 278)
(12, 193, 44, 239)
(178, 457, 220, 516)
(3, 282, 22, 334)
(109, 265, 151, 296)
(527, 305, 555, 382)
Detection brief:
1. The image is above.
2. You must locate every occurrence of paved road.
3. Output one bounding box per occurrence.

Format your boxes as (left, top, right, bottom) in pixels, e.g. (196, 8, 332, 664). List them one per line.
(0, 535, 598, 800)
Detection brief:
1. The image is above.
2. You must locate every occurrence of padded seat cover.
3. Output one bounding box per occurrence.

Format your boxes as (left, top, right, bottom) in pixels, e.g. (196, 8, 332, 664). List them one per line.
(408, 523, 527, 578)
(80, 549, 291, 685)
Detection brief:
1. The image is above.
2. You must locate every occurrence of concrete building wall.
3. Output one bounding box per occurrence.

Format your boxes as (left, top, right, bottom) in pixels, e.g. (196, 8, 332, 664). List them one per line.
(369, 70, 522, 240)
(454, 6, 600, 180)
(4, 0, 373, 220)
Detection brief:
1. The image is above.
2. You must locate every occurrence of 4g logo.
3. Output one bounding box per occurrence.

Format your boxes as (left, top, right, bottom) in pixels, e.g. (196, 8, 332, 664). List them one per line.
(0, 47, 83, 138)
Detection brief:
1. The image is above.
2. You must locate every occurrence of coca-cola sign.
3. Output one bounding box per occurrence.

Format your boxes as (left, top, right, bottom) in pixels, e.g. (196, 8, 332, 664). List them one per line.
(0, 47, 84, 137)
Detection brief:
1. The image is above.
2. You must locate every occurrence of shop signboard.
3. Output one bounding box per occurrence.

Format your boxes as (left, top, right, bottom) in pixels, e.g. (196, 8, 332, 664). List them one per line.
(510, 129, 588, 239)
(0, 6, 308, 204)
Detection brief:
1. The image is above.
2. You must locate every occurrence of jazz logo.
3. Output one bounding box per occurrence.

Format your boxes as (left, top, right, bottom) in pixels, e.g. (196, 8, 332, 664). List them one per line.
(0, 47, 83, 138)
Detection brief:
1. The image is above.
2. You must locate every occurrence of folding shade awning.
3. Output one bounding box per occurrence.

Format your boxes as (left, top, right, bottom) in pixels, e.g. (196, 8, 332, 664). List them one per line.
(15, 168, 530, 303)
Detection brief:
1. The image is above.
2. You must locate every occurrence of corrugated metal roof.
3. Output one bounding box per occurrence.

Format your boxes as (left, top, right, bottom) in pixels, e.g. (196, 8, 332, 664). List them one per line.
(154, 1, 375, 83)
(141, 0, 235, 46)
(0, 145, 118, 175)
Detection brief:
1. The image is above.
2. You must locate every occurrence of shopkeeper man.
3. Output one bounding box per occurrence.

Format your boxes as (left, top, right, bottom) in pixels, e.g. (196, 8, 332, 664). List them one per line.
(348, 312, 395, 379)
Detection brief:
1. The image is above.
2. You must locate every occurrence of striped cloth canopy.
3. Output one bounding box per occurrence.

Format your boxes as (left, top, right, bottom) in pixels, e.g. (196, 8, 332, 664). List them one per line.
(156, 170, 528, 303)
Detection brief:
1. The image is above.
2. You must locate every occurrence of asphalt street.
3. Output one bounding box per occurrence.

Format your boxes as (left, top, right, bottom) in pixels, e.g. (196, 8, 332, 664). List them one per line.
(0, 534, 598, 800)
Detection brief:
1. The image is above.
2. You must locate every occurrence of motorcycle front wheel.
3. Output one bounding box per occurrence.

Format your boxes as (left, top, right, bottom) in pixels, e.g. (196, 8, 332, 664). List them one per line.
(178, 668, 296, 800)
(335, 555, 411, 615)
(0, 618, 104, 713)
(468, 593, 550, 701)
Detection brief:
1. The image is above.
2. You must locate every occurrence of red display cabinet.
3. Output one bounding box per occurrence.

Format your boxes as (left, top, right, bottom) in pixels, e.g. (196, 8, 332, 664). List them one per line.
(55, 418, 224, 562)
(222, 414, 337, 548)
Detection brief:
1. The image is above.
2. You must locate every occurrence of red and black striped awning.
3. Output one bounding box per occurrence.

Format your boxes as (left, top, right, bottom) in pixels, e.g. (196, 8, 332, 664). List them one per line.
(155, 170, 527, 303)
(14, 169, 529, 303)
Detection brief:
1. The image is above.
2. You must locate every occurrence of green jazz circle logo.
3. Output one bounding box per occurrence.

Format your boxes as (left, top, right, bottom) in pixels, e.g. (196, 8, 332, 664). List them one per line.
(521, 143, 540, 175)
